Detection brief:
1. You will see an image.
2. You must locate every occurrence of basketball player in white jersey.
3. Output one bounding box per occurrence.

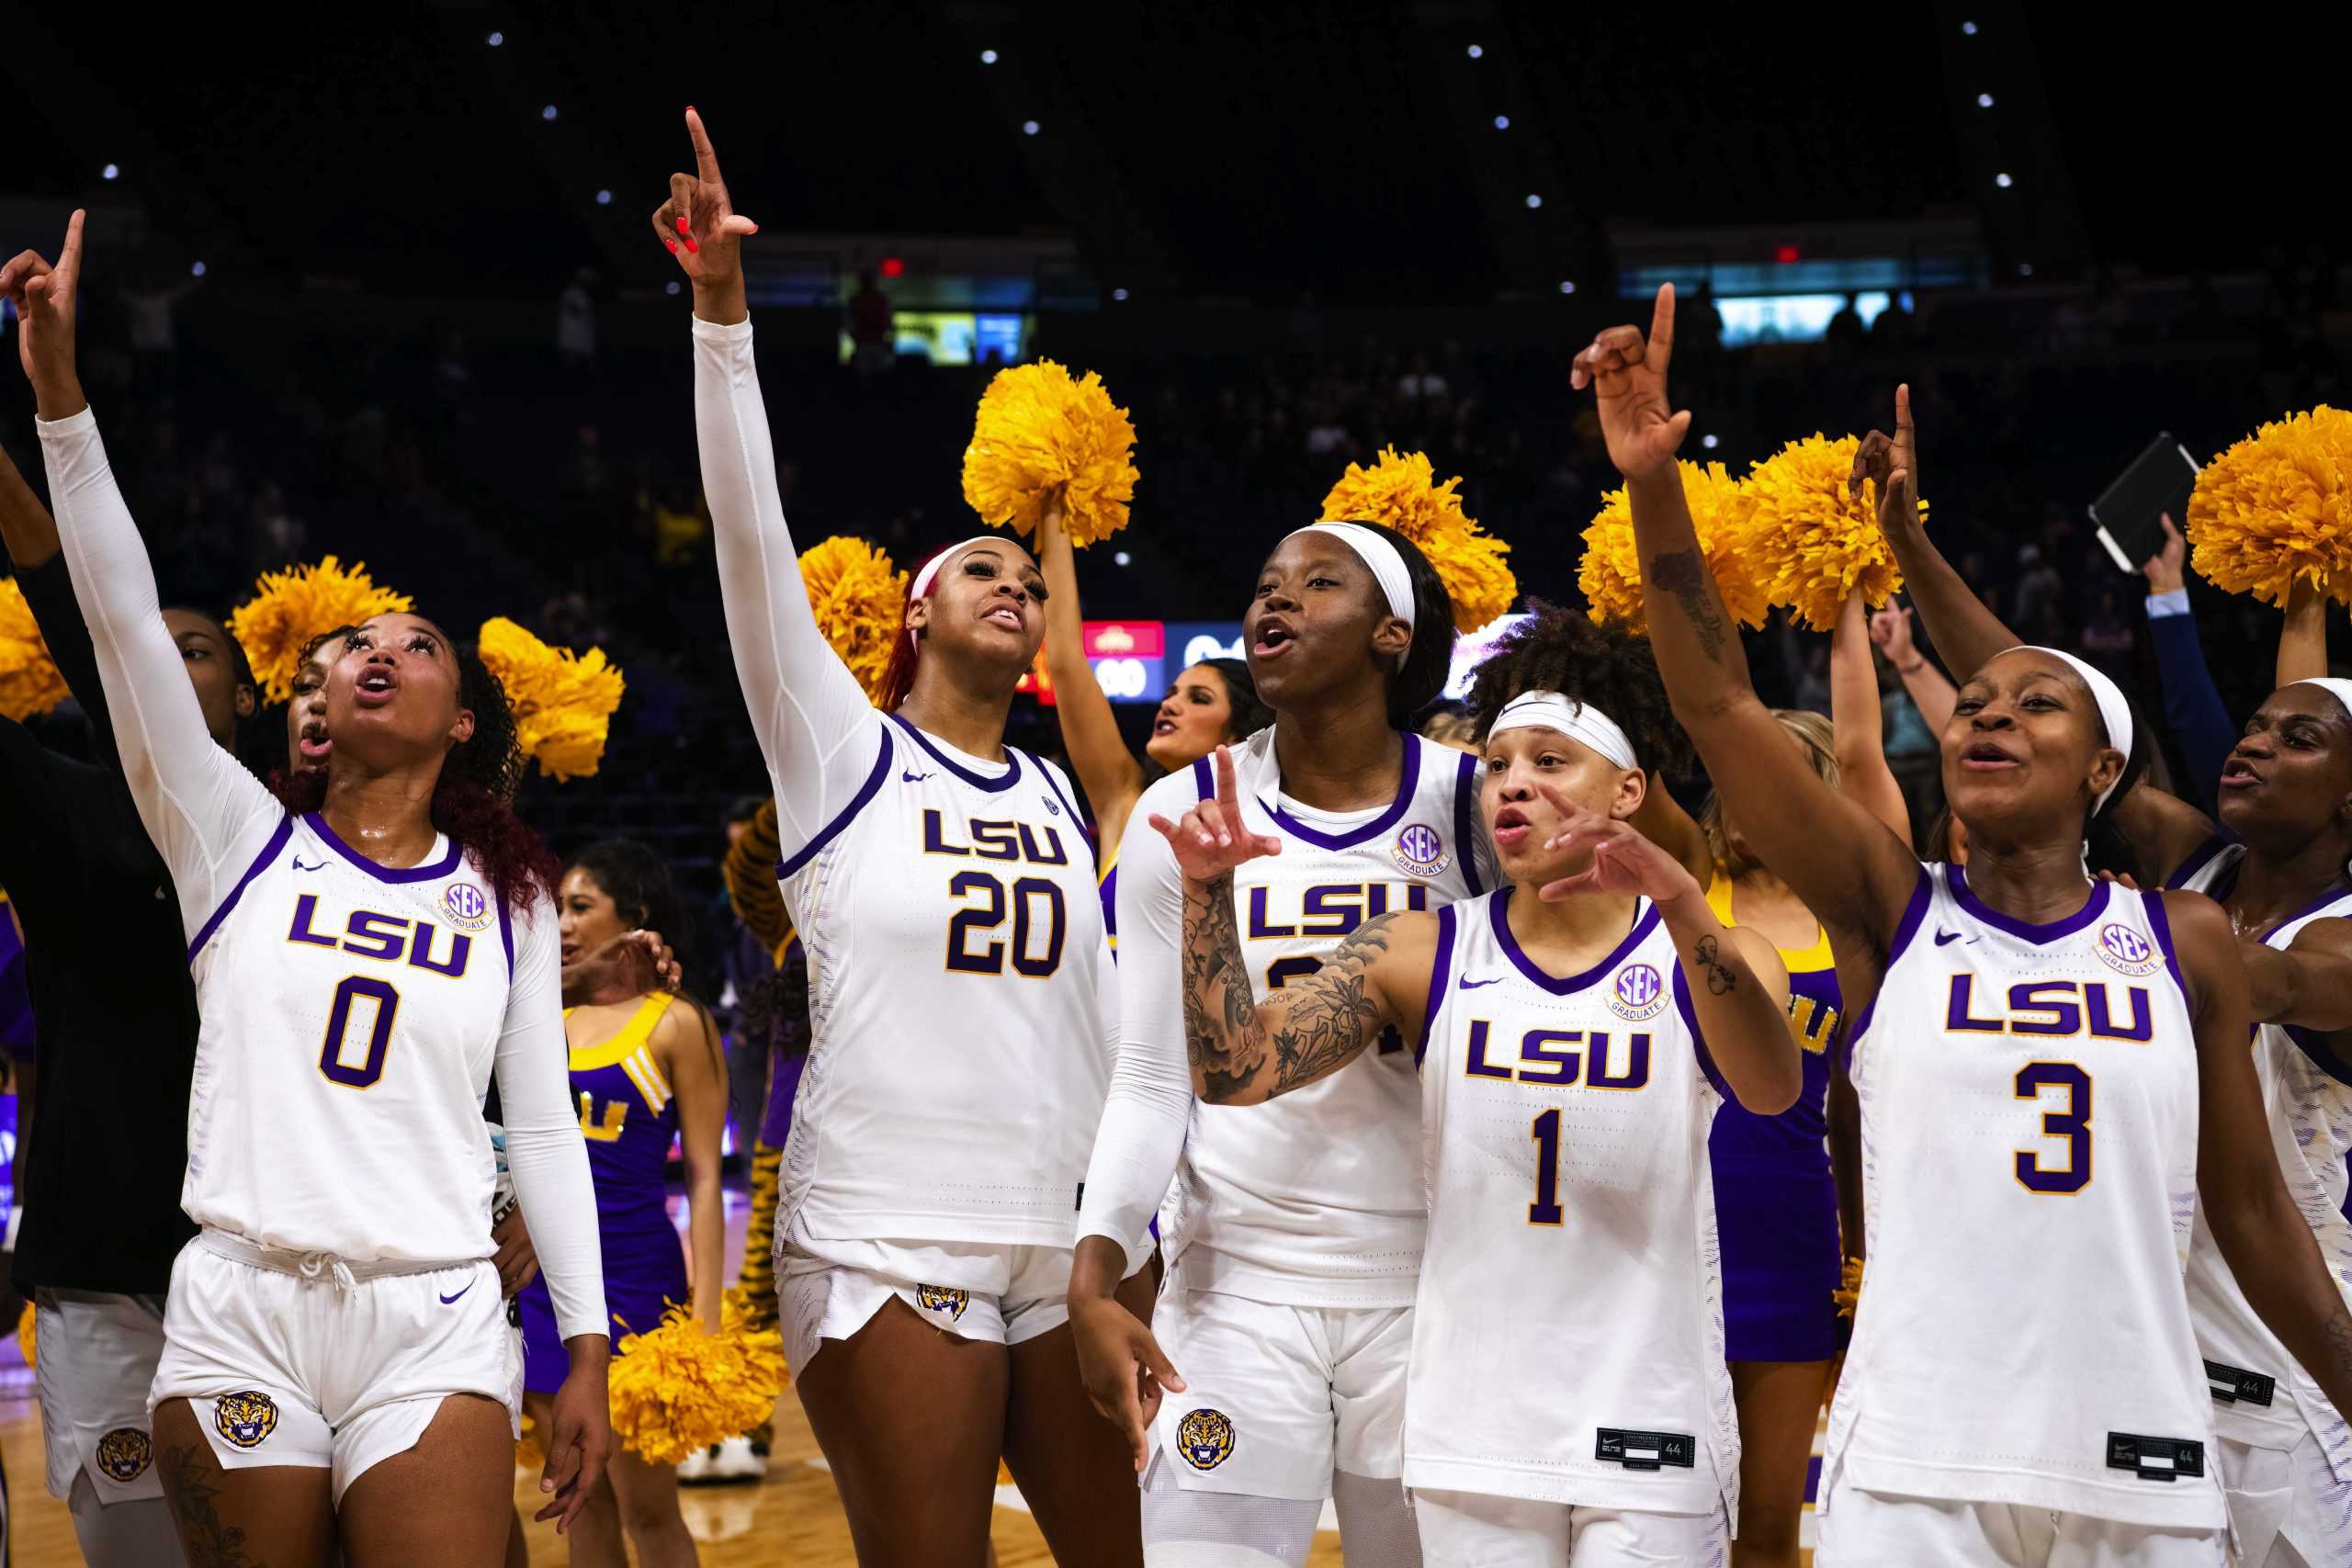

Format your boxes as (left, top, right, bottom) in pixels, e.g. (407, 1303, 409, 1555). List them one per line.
(21, 210, 610, 1565)
(1856, 431, 2352, 1564)
(653, 112, 1149, 1564)
(1147, 621, 1804, 1564)
(1577, 285, 2352, 1566)
(1070, 513, 1489, 1566)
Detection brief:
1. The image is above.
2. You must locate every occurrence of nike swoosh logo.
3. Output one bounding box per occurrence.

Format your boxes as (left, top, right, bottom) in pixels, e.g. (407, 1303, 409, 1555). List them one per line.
(439, 1281, 475, 1305)
(1459, 976, 1501, 990)
(902, 771, 934, 784)
(1935, 930, 1962, 946)
(292, 857, 327, 873)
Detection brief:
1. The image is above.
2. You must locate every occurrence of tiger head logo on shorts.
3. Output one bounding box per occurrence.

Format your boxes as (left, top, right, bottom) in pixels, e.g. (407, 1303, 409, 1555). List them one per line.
(213, 1392, 279, 1450)
(914, 1284, 969, 1324)
(96, 1427, 153, 1482)
(1176, 1408, 1236, 1472)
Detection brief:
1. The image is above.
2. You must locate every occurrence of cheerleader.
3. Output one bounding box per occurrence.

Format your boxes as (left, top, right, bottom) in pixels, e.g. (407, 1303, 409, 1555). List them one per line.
(1070, 516, 1490, 1567)
(22, 210, 608, 1565)
(656, 112, 1147, 1564)
(1143, 609, 1802, 1562)
(1634, 591, 1905, 1568)
(513, 840, 725, 1568)
(1034, 501, 1272, 950)
(1861, 410, 2352, 1566)
(1580, 284, 2352, 1565)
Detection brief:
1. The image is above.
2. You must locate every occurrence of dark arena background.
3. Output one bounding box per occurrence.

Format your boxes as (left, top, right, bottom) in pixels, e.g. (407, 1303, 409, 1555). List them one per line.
(1, 4, 2346, 1563)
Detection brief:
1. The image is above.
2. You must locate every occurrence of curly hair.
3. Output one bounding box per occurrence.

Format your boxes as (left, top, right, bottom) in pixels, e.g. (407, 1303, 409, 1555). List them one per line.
(1462, 600, 1693, 778)
(270, 626, 560, 912)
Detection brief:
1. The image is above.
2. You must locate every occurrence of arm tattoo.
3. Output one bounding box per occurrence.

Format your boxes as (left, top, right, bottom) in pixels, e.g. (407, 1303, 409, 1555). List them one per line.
(161, 1442, 260, 1566)
(1648, 549, 1728, 664)
(1694, 933, 1739, 996)
(1177, 875, 1396, 1102)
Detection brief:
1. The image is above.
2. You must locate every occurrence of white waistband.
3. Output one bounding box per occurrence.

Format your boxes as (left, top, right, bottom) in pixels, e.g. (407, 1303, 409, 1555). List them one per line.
(198, 1229, 474, 1292)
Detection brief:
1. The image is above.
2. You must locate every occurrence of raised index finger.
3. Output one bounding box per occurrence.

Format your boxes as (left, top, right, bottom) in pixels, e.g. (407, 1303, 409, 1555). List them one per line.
(1646, 282, 1676, 371)
(1214, 745, 1240, 810)
(684, 107, 723, 185)
(54, 209, 85, 291)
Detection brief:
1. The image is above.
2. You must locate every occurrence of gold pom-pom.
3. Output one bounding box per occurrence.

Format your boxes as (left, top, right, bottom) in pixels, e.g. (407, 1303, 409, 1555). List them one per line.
(0, 578, 69, 721)
(1317, 446, 1517, 631)
(1578, 461, 1767, 635)
(961, 361, 1138, 547)
(2188, 405, 2352, 606)
(476, 617, 626, 783)
(17, 1300, 34, 1369)
(229, 557, 413, 704)
(607, 1298, 790, 1465)
(1834, 1255, 1865, 1322)
(798, 536, 907, 704)
(1736, 435, 1925, 632)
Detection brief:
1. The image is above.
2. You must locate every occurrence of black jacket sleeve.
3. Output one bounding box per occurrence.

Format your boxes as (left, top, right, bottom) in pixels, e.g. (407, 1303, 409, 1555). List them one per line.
(16, 554, 115, 766)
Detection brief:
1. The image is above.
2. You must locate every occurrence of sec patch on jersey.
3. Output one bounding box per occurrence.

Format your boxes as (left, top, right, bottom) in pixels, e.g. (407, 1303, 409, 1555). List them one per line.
(213, 1391, 280, 1450)
(1177, 1407, 1237, 1472)
(1390, 823, 1450, 879)
(95, 1426, 153, 1482)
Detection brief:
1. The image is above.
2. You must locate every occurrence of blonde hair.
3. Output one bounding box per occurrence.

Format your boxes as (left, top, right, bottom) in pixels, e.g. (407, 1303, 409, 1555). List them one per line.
(1702, 709, 1839, 875)
(1420, 709, 1479, 751)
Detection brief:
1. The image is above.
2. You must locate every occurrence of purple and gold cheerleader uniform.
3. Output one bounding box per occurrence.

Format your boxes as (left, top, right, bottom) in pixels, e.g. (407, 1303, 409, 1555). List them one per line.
(518, 993, 690, 1391)
(1704, 873, 1845, 1363)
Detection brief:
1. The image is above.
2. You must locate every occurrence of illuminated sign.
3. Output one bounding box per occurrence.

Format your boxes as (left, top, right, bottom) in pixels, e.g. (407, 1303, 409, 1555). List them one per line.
(1442, 612, 1530, 700)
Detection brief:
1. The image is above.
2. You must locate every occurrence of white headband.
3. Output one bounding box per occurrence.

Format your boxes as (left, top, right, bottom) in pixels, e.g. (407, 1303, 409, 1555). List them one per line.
(1488, 690, 1639, 772)
(1291, 523, 1415, 665)
(908, 536, 1012, 646)
(2004, 646, 2135, 813)
(2293, 678, 2352, 728)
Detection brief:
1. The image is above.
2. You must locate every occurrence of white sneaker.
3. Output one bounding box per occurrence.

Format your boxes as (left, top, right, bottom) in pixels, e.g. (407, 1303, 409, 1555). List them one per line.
(707, 1434, 767, 1482)
(674, 1444, 718, 1483)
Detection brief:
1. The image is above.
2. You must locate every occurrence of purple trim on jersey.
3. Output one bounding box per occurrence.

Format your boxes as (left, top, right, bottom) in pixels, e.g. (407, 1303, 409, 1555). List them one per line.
(1838, 865, 1933, 1066)
(2259, 882, 2352, 943)
(1192, 754, 1213, 802)
(2165, 831, 2237, 892)
(777, 727, 895, 880)
(889, 713, 1020, 793)
(2270, 889, 2352, 1082)
(302, 811, 462, 884)
(2142, 887, 2195, 1019)
(1264, 734, 1423, 851)
(1944, 863, 2110, 945)
(1023, 750, 1094, 869)
(1452, 748, 1485, 896)
(1487, 885, 1660, 996)
(187, 815, 295, 963)
(1417, 903, 1458, 1068)
(498, 897, 515, 976)
(1673, 963, 1735, 1101)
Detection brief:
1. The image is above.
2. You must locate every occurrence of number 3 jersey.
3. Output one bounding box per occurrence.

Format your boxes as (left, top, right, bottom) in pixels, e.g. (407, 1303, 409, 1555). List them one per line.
(1155, 728, 1491, 1306)
(777, 715, 1114, 1254)
(1408, 887, 1736, 1518)
(184, 810, 548, 1268)
(1823, 865, 2220, 1530)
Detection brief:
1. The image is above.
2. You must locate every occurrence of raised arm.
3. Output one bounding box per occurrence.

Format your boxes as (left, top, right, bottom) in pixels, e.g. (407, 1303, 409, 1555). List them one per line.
(2140, 515, 2237, 805)
(1573, 288, 1920, 960)
(2180, 892, 2352, 1420)
(1869, 601, 1957, 734)
(1036, 502, 1147, 845)
(2279, 576, 2332, 688)
(1851, 385, 2018, 680)
(1832, 589, 1911, 842)
(659, 112, 884, 859)
(21, 213, 275, 916)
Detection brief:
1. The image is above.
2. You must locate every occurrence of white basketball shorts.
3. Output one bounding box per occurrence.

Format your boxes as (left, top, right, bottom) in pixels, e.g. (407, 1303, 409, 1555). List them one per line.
(1815, 1482, 2227, 1567)
(34, 1289, 169, 1505)
(2218, 1427, 2352, 1568)
(151, 1231, 519, 1503)
(778, 1235, 1081, 1379)
(1414, 1486, 1729, 1568)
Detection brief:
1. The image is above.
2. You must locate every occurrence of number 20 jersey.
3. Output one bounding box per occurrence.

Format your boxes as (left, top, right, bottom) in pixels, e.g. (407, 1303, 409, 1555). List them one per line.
(1408, 889, 1736, 1518)
(1157, 728, 1491, 1307)
(1822, 865, 2221, 1530)
(777, 715, 1114, 1252)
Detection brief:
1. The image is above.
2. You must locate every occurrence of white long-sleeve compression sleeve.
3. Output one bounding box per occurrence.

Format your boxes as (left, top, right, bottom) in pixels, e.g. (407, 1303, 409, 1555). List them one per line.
(494, 896, 607, 1342)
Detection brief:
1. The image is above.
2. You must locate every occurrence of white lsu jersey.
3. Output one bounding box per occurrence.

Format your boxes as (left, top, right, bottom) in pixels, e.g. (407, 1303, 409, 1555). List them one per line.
(186, 811, 535, 1265)
(778, 714, 1114, 1255)
(1407, 888, 1737, 1520)
(2177, 842, 2352, 1456)
(1823, 864, 2222, 1531)
(1152, 728, 1493, 1307)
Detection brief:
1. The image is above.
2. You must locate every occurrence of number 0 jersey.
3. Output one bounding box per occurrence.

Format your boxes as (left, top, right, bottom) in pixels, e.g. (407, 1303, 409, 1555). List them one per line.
(2177, 843, 2352, 1454)
(777, 715, 1114, 1259)
(1823, 865, 2221, 1530)
(1151, 728, 1491, 1307)
(1407, 889, 1736, 1518)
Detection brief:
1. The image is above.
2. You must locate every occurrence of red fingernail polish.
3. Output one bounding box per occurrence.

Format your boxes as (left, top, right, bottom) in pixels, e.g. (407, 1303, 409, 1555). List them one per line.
(676, 216, 689, 233)
(684, 237, 699, 254)
(664, 238, 679, 253)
